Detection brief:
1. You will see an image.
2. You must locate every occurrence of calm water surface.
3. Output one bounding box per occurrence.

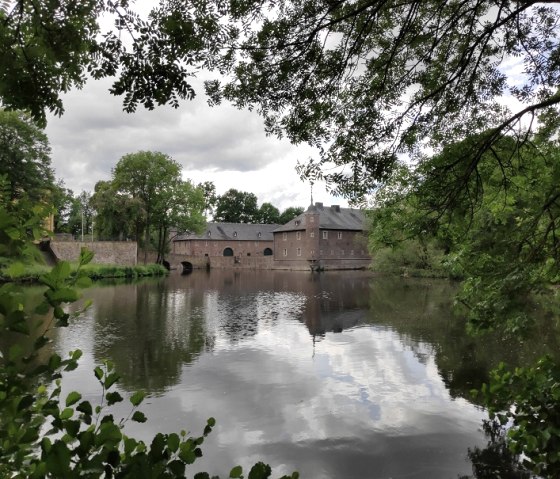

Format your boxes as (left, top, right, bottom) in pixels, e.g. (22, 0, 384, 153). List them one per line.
(40, 270, 558, 478)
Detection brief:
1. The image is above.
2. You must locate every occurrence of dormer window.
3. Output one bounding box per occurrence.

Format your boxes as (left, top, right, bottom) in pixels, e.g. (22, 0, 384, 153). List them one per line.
(295, 220, 300, 226)
(233, 232, 238, 237)
(258, 232, 262, 238)
(207, 231, 211, 237)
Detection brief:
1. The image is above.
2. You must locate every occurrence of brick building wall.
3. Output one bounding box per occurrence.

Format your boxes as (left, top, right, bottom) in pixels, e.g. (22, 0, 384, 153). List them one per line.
(172, 239, 274, 258)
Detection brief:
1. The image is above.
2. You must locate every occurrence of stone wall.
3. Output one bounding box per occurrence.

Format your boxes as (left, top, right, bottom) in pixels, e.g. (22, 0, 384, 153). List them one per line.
(50, 241, 137, 266)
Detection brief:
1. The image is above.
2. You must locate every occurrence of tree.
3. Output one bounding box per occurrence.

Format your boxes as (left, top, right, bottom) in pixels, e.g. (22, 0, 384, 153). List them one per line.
(90, 180, 143, 241)
(152, 180, 206, 263)
(0, 110, 55, 201)
(111, 151, 206, 262)
(256, 202, 280, 224)
(201, 1, 560, 201)
(214, 188, 259, 223)
(198, 180, 218, 219)
(279, 207, 304, 224)
(370, 131, 560, 475)
(65, 191, 94, 239)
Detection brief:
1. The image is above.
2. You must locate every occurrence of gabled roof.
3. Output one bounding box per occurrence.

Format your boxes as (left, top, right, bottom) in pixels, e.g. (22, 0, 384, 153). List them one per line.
(175, 222, 278, 241)
(273, 203, 367, 232)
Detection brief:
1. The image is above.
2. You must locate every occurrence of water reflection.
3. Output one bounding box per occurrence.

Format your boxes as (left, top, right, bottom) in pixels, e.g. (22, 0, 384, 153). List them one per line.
(39, 270, 557, 478)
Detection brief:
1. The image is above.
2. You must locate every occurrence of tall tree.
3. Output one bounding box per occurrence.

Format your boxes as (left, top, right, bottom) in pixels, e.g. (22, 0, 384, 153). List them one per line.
(112, 151, 205, 262)
(198, 181, 218, 219)
(214, 189, 259, 223)
(201, 1, 560, 201)
(279, 207, 304, 224)
(256, 202, 280, 224)
(0, 110, 54, 201)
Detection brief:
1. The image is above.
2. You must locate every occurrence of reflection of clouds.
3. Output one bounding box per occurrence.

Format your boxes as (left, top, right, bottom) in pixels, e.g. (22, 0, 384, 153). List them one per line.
(133, 313, 484, 478)
(53, 278, 486, 478)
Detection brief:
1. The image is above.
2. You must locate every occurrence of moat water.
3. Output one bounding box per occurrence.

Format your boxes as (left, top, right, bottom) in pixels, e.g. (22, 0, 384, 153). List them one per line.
(23, 270, 560, 478)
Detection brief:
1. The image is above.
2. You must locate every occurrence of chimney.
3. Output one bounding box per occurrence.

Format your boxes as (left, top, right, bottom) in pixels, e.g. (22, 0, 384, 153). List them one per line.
(315, 202, 323, 209)
(331, 205, 341, 212)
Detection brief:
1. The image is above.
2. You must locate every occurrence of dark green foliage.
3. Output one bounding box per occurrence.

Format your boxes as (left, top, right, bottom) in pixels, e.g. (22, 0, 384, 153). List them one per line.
(214, 189, 259, 223)
(0, 110, 54, 202)
(278, 207, 304, 225)
(370, 132, 560, 476)
(474, 358, 560, 477)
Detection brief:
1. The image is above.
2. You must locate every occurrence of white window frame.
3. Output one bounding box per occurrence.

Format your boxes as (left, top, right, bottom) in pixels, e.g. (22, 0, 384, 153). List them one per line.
(283, 232, 287, 241)
(296, 231, 301, 240)
(310, 231, 315, 238)
(337, 231, 342, 239)
(297, 247, 302, 256)
(283, 248, 288, 256)
(322, 231, 328, 239)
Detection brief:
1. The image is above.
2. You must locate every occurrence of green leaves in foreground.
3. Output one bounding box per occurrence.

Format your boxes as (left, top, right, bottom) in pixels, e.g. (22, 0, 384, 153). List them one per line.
(474, 356, 560, 477)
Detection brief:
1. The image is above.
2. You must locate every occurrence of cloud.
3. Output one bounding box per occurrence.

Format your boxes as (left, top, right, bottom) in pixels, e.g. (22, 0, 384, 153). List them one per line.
(45, 76, 345, 210)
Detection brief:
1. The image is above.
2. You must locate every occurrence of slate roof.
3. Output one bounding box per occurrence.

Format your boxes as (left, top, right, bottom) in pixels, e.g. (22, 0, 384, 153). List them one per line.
(273, 203, 367, 232)
(174, 222, 278, 241)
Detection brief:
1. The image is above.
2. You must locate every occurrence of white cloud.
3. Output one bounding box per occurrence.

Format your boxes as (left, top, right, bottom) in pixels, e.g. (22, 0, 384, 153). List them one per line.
(45, 76, 347, 211)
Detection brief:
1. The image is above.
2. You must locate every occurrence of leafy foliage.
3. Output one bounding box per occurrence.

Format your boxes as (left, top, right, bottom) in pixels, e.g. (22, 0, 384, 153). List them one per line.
(370, 132, 560, 475)
(0, 110, 55, 202)
(110, 151, 206, 262)
(214, 189, 259, 223)
(474, 357, 560, 478)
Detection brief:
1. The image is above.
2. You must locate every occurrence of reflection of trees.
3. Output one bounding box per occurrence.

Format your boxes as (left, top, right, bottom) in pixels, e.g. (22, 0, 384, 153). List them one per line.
(460, 421, 531, 479)
(90, 279, 214, 393)
(366, 277, 560, 403)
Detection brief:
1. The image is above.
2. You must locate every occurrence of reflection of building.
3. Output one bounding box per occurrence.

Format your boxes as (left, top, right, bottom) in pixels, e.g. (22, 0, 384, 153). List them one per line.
(273, 203, 371, 270)
(172, 223, 277, 260)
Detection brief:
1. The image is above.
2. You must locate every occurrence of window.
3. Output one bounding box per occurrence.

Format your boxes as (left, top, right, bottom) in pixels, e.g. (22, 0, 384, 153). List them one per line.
(295, 220, 300, 226)
(264, 248, 273, 256)
(350, 250, 354, 256)
(297, 248, 302, 256)
(310, 250, 314, 256)
(207, 231, 211, 237)
(323, 231, 328, 239)
(223, 247, 234, 256)
(296, 231, 301, 240)
(233, 232, 237, 237)
(205, 241, 208, 246)
(258, 232, 262, 238)
(283, 248, 288, 256)
(310, 231, 315, 238)
(310, 216, 314, 223)
(337, 231, 342, 239)
(283, 232, 287, 241)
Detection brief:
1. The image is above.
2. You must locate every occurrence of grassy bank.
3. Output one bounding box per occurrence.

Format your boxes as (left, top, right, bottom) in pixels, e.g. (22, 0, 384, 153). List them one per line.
(0, 259, 168, 283)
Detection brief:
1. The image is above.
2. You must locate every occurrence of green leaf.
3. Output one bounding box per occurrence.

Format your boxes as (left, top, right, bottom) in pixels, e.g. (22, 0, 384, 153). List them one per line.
(94, 422, 122, 447)
(131, 411, 147, 423)
(76, 400, 92, 416)
(167, 433, 180, 453)
(130, 390, 146, 407)
(60, 407, 74, 420)
(230, 465, 243, 478)
(45, 441, 71, 476)
(104, 372, 120, 389)
(106, 391, 123, 406)
(94, 366, 103, 380)
(65, 391, 82, 407)
(80, 247, 95, 265)
(75, 275, 92, 288)
(248, 462, 272, 479)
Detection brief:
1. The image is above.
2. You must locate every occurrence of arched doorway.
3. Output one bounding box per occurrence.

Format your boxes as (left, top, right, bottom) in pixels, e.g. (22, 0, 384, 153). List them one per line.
(263, 248, 273, 256)
(223, 247, 234, 256)
(181, 261, 193, 274)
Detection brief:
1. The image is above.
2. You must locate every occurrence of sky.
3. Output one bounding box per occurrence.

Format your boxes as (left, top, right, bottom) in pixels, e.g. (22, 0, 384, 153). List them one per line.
(44, 75, 348, 213)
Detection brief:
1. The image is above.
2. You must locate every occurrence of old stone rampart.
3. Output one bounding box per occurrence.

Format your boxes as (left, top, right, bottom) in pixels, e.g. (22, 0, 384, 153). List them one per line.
(50, 241, 137, 266)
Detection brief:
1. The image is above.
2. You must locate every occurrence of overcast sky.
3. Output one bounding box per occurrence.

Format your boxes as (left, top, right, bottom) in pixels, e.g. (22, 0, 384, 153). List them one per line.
(44, 75, 347, 212)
